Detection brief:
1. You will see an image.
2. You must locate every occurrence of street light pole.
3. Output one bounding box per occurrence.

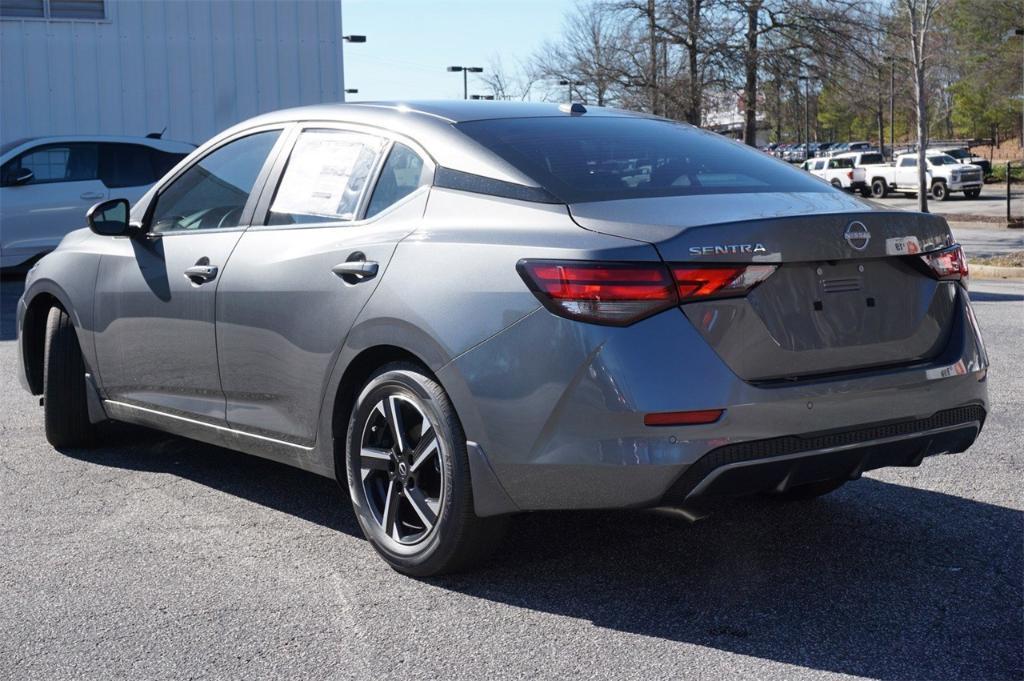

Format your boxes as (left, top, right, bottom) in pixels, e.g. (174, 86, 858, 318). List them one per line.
(558, 79, 584, 102)
(447, 66, 484, 100)
(887, 56, 895, 160)
(797, 76, 810, 159)
(1017, 29, 1023, 149)
(341, 35, 366, 101)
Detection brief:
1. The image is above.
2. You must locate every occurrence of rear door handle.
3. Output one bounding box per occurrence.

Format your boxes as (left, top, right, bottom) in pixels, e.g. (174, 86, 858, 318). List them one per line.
(332, 260, 379, 280)
(80, 192, 105, 200)
(183, 264, 219, 283)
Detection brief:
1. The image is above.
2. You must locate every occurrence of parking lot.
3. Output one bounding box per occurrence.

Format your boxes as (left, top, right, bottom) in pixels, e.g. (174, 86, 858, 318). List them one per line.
(0, 272, 1021, 681)
(868, 186, 1023, 223)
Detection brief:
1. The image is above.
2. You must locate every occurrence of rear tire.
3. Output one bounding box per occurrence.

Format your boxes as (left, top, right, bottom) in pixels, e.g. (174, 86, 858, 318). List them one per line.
(931, 181, 949, 201)
(871, 178, 889, 198)
(345, 362, 507, 576)
(769, 478, 846, 501)
(830, 179, 843, 189)
(43, 306, 95, 449)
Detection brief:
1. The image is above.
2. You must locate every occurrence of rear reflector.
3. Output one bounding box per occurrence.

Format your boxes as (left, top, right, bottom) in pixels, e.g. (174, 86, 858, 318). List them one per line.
(920, 244, 968, 281)
(644, 409, 724, 426)
(518, 259, 778, 326)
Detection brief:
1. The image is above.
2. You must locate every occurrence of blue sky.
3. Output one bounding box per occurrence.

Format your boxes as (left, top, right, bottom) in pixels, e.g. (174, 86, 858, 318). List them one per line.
(341, 0, 582, 101)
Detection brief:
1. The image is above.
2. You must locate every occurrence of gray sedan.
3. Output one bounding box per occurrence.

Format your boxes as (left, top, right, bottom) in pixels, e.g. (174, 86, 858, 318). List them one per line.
(16, 101, 988, 575)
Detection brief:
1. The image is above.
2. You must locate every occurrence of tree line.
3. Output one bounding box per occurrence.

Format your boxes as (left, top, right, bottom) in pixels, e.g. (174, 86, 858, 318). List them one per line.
(483, 0, 1023, 150)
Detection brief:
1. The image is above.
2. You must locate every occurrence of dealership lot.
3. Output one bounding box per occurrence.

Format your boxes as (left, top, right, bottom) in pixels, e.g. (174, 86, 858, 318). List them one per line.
(0, 276, 1021, 681)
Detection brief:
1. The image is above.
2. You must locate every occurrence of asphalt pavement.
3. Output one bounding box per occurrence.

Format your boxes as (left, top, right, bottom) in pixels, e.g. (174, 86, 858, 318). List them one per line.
(0, 276, 1021, 681)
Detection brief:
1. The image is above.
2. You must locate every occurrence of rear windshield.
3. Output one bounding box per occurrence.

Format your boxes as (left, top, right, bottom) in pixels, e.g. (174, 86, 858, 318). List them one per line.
(455, 117, 829, 203)
(858, 153, 885, 165)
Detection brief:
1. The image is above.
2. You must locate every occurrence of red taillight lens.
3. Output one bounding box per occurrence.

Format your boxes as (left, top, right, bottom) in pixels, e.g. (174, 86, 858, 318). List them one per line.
(516, 260, 676, 325)
(847, 170, 854, 180)
(920, 244, 968, 281)
(518, 260, 778, 325)
(671, 264, 777, 303)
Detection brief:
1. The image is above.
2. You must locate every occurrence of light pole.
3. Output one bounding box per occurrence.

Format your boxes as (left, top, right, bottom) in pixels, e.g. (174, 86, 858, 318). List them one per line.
(558, 79, 584, 102)
(797, 75, 810, 159)
(886, 56, 895, 160)
(341, 35, 366, 101)
(1017, 29, 1023, 149)
(447, 66, 484, 100)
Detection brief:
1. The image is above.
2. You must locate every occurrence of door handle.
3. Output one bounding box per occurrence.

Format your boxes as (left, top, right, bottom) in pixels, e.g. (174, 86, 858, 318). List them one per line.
(332, 260, 379, 280)
(183, 264, 219, 283)
(80, 191, 105, 200)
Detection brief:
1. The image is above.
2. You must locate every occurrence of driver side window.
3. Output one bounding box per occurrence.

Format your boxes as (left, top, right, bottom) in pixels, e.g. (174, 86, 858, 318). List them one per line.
(149, 130, 280, 233)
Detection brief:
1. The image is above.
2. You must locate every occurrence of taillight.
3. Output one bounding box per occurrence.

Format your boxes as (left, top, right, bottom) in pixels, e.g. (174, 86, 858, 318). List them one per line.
(516, 260, 676, 325)
(517, 260, 777, 326)
(920, 244, 968, 281)
(671, 264, 777, 303)
(847, 170, 854, 180)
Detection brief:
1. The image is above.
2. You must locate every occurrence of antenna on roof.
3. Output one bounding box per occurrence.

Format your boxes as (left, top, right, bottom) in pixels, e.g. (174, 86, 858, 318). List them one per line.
(559, 102, 587, 115)
(146, 127, 167, 139)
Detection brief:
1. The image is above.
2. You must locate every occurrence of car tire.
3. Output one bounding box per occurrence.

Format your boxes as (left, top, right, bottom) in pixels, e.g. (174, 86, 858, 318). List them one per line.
(931, 181, 949, 201)
(871, 178, 889, 198)
(769, 478, 847, 501)
(830, 179, 843, 189)
(43, 306, 96, 449)
(345, 362, 507, 576)
(964, 188, 981, 199)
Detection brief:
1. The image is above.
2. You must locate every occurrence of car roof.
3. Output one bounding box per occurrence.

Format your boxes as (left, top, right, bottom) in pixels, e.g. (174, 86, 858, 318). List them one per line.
(212, 100, 658, 187)
(1, 135, 196, 160)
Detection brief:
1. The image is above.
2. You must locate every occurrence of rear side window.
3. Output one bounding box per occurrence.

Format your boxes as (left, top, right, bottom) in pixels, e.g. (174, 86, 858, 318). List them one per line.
(899, 157, 916, 167)
(99, 144, 157, 188)
(365, 143, 428, 218)
(2, 143, 98, 185)
(456, 117, 828, 203)
(828, 158, 854, 169)
(858, 153, 884, 165)
(268, 129, 386, 225)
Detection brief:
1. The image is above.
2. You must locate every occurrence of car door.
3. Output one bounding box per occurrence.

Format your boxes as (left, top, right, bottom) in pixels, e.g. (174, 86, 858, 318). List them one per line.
(895, 157, 917, 187)
(215, 126, 434, 445)
(92, 127, 287, 422)
(0, 142, 107, 267)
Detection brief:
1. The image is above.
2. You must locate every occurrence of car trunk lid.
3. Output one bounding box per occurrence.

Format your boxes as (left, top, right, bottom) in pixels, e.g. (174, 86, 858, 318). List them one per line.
(569, 192, 959, 381)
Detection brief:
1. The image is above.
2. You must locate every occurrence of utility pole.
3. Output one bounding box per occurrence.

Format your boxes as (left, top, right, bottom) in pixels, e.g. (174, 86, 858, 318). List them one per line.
(1017, 29, 1024, 148)
(447, 66, 484, 100)
(887, 56, 895, 160)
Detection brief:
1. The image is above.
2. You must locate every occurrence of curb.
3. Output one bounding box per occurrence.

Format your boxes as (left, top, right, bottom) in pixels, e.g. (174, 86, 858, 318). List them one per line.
(971, 264, 1024, 280)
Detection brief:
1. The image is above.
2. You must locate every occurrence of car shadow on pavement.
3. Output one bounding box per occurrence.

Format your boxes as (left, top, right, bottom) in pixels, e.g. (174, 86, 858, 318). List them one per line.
(59, 427, 1021, 680)
(970, 290, 1024, 302)
(446, 482, 1022, 681)
(0, 274, 26, 341)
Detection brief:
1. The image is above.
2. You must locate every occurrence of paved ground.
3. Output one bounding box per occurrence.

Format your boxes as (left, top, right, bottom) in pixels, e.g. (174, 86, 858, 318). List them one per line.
(0, 276, 1021, 681)
(949, 223, 1024, 259)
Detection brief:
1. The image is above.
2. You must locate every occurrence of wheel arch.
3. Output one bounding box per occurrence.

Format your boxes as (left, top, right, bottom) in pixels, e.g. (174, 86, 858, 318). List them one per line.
(19, 282, 82, 395)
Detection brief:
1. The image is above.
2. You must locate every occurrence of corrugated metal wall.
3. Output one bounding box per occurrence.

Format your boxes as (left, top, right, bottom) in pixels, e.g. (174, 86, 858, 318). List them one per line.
(0, 0, 344, 146)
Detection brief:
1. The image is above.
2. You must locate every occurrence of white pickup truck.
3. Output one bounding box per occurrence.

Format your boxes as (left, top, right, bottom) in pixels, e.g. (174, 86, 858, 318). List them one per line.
(867, 152, 984, 200)
(801, 156, 868, 195)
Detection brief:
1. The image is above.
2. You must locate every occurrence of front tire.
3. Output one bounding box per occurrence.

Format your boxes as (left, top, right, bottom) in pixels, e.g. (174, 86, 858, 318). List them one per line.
(43, 306, 95, 448)
(931, 181, 949, 201)
(345, 362, 506, 576)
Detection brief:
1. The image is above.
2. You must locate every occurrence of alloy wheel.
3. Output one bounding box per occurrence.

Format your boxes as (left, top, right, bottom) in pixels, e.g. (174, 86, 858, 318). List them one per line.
(358, 393, 445, 545)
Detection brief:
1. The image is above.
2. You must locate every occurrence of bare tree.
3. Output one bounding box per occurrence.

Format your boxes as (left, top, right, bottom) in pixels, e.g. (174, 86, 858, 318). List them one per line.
(480, 56, 538, 101)
(903, 0, 944, 212)
(532, 1, 623, 105)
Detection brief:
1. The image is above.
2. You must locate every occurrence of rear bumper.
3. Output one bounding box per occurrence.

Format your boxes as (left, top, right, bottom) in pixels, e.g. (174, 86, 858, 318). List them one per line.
(660, 405, 984, 504)
(440, 285, 988, 515)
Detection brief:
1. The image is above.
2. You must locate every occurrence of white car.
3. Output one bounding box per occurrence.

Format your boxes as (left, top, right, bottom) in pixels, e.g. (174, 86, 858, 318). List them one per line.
(1, 135, 194, 269)
(869, 152, 983, 201)
(802, 156, 868, 195)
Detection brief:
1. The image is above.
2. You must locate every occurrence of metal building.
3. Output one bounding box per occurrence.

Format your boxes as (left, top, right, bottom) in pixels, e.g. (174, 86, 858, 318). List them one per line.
(0, 0, 345, 146)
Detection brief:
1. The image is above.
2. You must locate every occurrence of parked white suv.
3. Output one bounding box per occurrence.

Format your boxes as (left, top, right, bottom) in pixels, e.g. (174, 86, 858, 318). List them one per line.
(1, 135, 194, 269)
(869, 152, 983, 200)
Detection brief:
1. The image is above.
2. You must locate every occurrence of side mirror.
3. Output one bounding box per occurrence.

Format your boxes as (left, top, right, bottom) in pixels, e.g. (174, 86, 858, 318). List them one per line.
(4, 168, 33, 186)
(87, 198, 132, 237)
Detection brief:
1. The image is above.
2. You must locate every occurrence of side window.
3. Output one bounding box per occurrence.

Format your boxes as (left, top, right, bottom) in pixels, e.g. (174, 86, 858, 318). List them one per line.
(149, 130, 280, 233)
(267, 129, 386, 225)
(99, 143, 159, 189)
(2, 143, 98, 185)
(813, 160, 826, 170)
(365, 143, 428, 219)
(899, 157, 916, 167)
(150, 149, 188, 180)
